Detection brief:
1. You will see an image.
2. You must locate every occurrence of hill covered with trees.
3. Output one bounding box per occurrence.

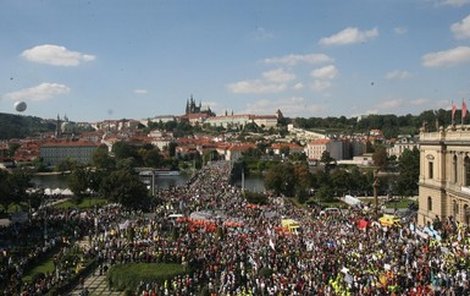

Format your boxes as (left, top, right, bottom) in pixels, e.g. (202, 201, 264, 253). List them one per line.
(294, 109, 456, 138)
(0, 113, 56, 139)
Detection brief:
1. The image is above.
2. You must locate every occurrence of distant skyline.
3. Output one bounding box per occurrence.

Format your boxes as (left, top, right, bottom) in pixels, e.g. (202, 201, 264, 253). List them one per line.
(1, 0, 470, 121)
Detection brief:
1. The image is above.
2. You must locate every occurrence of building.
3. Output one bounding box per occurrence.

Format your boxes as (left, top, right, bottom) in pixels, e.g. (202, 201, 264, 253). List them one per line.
(270, 143, 304, 156)
(305, 139, 343, 161)
(418, 125, 470, 226)
(387, 135, 419, 158)
(252, 115, 278, 129)
(40, 140, 99, 167)
(205, 114, 253, 129)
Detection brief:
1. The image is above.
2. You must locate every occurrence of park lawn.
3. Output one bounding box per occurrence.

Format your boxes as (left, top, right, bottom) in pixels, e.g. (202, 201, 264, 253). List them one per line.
(108, 263, 188, 292)
(54, 198, 108, 210)
(0, 202, 29, 214)
(385, 198, 415, 209)
(22, 257, 55, 282)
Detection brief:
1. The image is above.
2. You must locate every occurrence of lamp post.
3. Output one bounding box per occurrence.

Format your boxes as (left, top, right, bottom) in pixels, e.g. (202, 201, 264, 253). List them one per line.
(373, 170, 379, 219)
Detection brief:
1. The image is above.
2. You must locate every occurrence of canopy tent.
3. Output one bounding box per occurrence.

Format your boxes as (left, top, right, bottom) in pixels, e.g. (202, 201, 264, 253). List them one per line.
(61, 188, 73, 196)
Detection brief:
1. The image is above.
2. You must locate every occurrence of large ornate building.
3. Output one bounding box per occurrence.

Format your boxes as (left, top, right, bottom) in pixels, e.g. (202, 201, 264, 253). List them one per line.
(418, 125, 470, 226)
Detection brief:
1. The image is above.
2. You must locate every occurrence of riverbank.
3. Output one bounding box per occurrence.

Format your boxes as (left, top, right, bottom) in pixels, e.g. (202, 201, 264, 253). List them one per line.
(34, 171, 70, 176)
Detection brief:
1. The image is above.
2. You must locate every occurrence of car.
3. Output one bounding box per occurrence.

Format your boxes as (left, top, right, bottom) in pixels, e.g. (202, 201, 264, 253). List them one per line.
(379, 214, 401, 227)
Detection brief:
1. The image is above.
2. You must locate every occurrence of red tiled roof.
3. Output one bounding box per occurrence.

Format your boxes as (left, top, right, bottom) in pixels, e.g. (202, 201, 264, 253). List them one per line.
(309, 139, 330, 145)
(42, 141, 99, 148)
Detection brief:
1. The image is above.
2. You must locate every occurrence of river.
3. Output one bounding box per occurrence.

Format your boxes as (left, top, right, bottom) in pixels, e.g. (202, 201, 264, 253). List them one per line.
(32, 173, 265, 192)
(31, 173, 190, 190)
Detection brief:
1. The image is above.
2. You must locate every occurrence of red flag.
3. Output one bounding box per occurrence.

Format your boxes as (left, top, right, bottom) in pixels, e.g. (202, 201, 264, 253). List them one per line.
(452, 101, 457, 123)
(463, 99, 468, 123)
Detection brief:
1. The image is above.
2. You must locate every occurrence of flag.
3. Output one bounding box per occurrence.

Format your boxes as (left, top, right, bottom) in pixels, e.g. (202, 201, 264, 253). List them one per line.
(451, 101, 457, 123)
(269, 238, 275, 251)
(463, 99, 468, 124)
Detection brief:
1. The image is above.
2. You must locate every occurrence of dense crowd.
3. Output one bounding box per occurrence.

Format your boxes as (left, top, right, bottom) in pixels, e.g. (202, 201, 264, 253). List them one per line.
(87, 162, 469, 295)
(0, 203, 133, 295)
(1, 161, 469, 295)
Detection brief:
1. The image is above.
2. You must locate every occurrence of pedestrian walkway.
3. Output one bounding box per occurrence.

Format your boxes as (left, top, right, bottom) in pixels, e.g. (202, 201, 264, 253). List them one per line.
(69, 273, 124, 296)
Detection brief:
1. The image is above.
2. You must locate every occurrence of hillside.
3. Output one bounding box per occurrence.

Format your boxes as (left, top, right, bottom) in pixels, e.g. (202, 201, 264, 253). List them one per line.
(0, 113, 56, 140)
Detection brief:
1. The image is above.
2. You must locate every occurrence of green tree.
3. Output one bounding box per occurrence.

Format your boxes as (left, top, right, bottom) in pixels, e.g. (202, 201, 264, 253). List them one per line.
(55, 158, 79, 172)
(394, 148, 420, 197)
(93, 145, 116, 170)
(294, 163, 311, 190)
(8, 143, 21, 157)
(112, 141, 142, 165)
(331, 169, 353, 196)
(264, 162, 296, 196)
(167, 142, 177, 158)
(142, 148, 163, 168)
(68, 167, 91, 198)
(100, 169, 150, 209)
(315, 185, 334, 202)
(0, 171, 31, 212)
(320, 151, 335, 172)
(372, 145, 388, 169)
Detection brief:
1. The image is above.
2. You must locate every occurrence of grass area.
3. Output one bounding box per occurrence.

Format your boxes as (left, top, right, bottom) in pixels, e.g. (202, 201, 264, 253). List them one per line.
(108, 263, 188, 291)
(0, 202, 29, 214)
(53, 198, 108, 210)
(22, 257, 55, 282)
(318, 200, 347, 209)
(287, 197, 307, 209)
(385, 198, 416, 209)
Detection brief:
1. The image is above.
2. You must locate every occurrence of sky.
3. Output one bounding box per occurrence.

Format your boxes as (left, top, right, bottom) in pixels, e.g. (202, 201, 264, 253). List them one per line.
(1, 0, 470, 122)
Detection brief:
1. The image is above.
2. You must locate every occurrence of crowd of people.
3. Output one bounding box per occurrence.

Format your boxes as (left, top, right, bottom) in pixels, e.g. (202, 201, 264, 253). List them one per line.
(0, 203, 134, 295)
(83, 162, 469, 295)
(1, 161, 469, 295)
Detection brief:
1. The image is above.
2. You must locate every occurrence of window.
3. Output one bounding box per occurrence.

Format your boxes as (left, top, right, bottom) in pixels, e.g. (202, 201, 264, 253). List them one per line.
(427, 196, 432, 211)
(465, 157, 470, 186)
(464, 205, 469, 225)
(428, 161, 434, 179)
(453, 200, 459, 216)
(453, 155, 458, 183)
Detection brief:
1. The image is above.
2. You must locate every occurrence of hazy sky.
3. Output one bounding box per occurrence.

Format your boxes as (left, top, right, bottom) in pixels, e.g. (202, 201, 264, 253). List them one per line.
(1, 0, 470, 121)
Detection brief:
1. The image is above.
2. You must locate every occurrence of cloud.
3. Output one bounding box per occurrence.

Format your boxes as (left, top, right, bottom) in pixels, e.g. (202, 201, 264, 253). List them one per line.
(319, 27, 379, 46)
(244, 97, 326, 117)
(451, 14, 470, 40)
(227, 80, 287, 94)
(311, 65, 338, 80)
(422, 46, 470, 67)
(292, 82, 304, 90)
(369, 97, 434, 114)
(228, 68, 294, 94)
(381, 99, 404, 109)
(410, 98, 430, 106)
(385, 70, 411, 80)
(311, 80, 332, 92)
(3, 83, 70, 101)
(263, 53, 333, 66)
(394, 27, 408, 35)
(436, 0, 470, 7)
(251, 27, 274, 40)
(262, 68, 296, 83)
(366, 109, 379, 115)
(21, 44, 95, 66)
(133, 89, 148, 94)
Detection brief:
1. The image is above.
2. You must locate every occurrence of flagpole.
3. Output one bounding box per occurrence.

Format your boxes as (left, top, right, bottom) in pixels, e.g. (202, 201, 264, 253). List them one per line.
(462, 99, 467, 125)
(451, 100, 455, 126)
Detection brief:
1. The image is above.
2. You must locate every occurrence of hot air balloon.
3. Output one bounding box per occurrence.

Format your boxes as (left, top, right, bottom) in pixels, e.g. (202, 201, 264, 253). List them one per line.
(14, 101, 27, 112)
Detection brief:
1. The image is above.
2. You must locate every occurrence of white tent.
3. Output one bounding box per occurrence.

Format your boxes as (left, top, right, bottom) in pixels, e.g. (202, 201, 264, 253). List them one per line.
(343, 195, 362, 206)
(44, 188, 52, 196)
(61, 188, 73, 196)
(52, 188, 62, 195)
